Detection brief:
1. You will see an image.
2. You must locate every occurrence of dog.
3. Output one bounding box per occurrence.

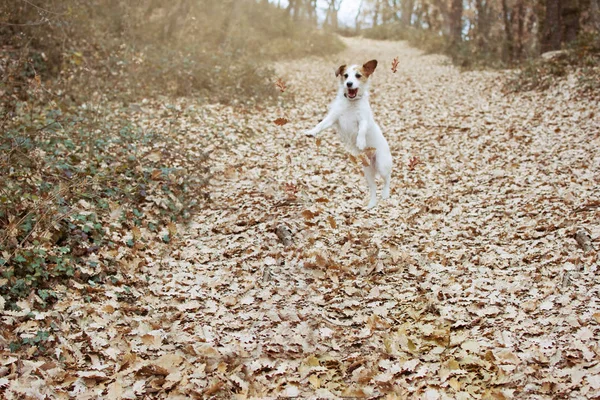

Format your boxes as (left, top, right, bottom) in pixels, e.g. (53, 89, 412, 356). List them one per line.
(304, 59, 392, 209)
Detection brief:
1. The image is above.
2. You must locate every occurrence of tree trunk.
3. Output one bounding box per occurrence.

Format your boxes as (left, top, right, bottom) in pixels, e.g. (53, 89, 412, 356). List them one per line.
(373, 0, 381, 27)
(355, 0, 364, 31)
(542, 0, 561, 52)
(286, 0, 295, 17)
(561, 0, 580, 43)
(591, 0, 600, 32)
(515, 0, 525, 61)
(402, 0, 414, 26)
(449, 0, 463, 44)
(310, 0, 318, 24)
(502, 0, 514, 63)
(475, 0, 490, 52)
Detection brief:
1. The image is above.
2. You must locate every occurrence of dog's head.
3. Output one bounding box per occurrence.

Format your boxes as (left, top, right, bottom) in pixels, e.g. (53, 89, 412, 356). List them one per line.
(335, 60, 378, 100)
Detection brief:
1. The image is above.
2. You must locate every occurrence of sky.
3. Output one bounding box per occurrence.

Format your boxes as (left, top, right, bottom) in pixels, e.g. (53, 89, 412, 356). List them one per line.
(274, 0, 364, 27)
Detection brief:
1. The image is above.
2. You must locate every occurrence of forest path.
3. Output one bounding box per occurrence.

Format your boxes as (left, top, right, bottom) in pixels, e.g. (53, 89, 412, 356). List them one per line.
(165, 36, 600, 398)
(10, 37, 600, 399)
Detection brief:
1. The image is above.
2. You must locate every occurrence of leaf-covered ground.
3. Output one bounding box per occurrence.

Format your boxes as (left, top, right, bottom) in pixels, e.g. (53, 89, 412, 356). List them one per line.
(2, 37, 600, 399)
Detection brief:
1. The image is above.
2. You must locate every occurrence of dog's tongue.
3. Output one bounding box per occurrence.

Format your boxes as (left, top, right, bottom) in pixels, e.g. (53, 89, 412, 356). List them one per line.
(348, 88, 358, 98)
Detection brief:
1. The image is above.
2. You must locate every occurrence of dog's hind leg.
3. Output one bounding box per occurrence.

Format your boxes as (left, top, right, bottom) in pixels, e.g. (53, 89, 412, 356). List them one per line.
(376, 151, 393, 200)
(363, 165, 378, 209)
(381, 171, 391, 200)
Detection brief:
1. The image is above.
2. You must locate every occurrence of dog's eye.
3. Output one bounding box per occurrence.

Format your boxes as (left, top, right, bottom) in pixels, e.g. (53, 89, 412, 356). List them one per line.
(356, 74, 362, 78)
(343, 73, 349, 78)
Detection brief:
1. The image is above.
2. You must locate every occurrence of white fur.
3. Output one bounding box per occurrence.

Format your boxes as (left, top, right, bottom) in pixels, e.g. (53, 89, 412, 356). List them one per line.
(304, 63, 393, 209)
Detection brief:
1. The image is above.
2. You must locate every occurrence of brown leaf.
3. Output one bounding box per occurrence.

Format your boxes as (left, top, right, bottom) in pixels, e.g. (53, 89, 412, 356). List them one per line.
(274, 118, 288, 126)
(408, 156, 422, 170)
(359, 154, 370, 167)
(327, 215, 337, 229)
(138, 363, 169, 376)
(275, 78, 286, 92)
(391, 57, 399, 73)
(132, 226, 141, 241)
(167, 222, 177, 236)
(301, 210, 317, 220)
(203, 380, 224, 396)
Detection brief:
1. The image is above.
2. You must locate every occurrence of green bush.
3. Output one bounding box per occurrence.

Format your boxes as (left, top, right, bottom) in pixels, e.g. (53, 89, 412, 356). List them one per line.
(0, 97, 211, 310)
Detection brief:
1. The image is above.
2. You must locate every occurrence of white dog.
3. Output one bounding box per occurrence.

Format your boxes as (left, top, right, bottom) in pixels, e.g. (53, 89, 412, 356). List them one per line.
(304, 59, 392, 209)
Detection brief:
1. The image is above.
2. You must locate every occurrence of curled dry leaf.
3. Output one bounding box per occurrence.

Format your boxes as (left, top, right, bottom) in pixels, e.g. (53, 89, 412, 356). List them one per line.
(275, 224, 293, 246)
(359, 154, 370, 167)
(391, 57, 399, 73)
(357, 147, 376, 167)
(574, 229, 595, 253)
(275, 77, 287, 92)
(274, 118, 289, 126)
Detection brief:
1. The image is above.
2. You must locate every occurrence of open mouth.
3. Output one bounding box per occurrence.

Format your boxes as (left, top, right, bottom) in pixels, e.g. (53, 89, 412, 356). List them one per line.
(347, 88, 358, 99)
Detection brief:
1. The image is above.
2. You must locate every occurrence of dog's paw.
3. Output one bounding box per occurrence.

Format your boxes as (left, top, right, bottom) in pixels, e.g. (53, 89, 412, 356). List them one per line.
(356, 136, 367, 150)
(366, 200, 378, 209)
(304, 130, 317, 137)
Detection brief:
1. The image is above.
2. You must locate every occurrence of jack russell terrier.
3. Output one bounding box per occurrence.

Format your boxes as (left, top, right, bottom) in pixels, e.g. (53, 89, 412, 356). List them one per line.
(304, 59, 392, 209)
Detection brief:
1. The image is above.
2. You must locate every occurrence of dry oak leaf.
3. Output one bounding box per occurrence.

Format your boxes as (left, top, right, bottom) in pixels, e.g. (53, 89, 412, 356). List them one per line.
(408, 156, 422, 170)
(357, 147, 376, 166)
(275, 77, 287, 92)
(391, 57, 399, 73)
(274, 118, 289, 126)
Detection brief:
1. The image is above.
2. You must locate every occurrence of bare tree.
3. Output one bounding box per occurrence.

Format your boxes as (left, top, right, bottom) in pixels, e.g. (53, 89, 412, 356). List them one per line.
(449, 0, 463, 44)
(592, 0, 600, 32)
(401, 0, 414, 26)
(542, 0, 561, 51)
(562, 0, 581, 43)
(355, 0, 365, 31)
(502, 0, 514, 62)
(325, 0, 344, 29)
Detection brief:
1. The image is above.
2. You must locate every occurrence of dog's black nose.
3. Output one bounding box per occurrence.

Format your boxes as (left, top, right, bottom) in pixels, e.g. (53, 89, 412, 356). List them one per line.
(346, 81, 353, 88)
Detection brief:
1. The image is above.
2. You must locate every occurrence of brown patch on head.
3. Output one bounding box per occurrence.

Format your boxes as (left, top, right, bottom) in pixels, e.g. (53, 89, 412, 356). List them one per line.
(335, 64, 347, 77)
(362, 60, 378, 77)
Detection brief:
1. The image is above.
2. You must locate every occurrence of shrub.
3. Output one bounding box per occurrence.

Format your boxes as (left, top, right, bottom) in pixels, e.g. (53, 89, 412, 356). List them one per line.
(506, 32, 600, 93)
(0, 96, 212, 310)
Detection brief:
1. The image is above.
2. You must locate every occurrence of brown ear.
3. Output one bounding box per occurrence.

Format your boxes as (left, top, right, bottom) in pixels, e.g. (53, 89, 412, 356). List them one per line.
(363, 60, 378, 76)
(335, 64, 347, 77)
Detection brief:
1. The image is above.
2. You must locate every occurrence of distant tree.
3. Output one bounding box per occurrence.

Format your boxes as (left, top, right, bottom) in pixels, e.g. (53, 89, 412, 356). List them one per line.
(502, 0, 515, 62)
(325, 0, 344, 29)
(449, 0, 463, 44)
(592, 0, 600, 32)
(542, 0, 562, 51)
(562, 0, 581, 43)
(401, 0, 415, 26)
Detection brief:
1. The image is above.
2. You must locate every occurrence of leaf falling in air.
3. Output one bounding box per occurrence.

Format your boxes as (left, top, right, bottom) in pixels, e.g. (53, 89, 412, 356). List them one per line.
(391, 57, 399, 73)
(275, 78, 287, 92)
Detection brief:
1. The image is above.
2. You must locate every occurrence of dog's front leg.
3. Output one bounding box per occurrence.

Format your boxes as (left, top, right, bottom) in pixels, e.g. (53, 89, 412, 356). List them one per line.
(356, 120, 368, 150)
(304, 110, 340, 137)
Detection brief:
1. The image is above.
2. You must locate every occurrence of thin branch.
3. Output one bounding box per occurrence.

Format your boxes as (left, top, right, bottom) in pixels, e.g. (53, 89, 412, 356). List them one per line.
(20, 0, 67, 15)
(0, 20, 49, 26)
